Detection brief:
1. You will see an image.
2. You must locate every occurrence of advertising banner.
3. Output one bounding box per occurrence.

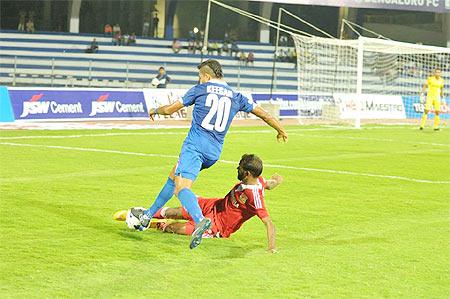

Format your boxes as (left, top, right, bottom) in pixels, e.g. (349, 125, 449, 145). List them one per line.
(9, 88, 148, 120)
(402, 96, 450, 119)
(335, 93, 406, 119)
(251, 93, 335, 118)
(251, 93, 297, 118)
(143, 88, 187, 119)
(7, 88, 422, 122)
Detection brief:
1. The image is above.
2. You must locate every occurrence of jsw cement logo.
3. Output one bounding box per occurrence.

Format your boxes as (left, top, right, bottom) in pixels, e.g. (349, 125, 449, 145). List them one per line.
(89, 94, 145, 116)
(20, 94, 83, 118)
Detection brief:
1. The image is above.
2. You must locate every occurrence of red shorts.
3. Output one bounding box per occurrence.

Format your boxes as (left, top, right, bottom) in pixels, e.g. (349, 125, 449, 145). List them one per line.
(182, 197, 222, 237)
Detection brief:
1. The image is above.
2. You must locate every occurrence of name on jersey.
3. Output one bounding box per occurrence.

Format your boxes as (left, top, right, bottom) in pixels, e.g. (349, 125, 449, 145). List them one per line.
(207, 85, 232, 98)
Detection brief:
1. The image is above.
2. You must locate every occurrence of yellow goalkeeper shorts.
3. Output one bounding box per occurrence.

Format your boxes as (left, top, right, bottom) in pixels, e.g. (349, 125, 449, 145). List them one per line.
(425, 97, 441, 112)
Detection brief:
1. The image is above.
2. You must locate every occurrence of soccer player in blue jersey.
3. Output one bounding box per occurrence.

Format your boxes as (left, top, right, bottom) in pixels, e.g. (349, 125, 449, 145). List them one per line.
(136, 59, 287, 249)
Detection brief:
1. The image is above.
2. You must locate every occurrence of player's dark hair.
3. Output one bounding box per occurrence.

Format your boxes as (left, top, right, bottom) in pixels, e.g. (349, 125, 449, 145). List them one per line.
(240, 154, 263, 177)
(159, 66, 165, 70)
(197, 59, 223, 79)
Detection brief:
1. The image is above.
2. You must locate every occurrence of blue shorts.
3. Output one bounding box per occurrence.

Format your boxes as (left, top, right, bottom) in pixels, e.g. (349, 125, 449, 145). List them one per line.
(175, 143, 217, 181)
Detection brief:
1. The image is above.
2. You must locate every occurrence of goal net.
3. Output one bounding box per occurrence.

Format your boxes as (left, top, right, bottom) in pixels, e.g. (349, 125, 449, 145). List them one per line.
(291, 35, 450, 127)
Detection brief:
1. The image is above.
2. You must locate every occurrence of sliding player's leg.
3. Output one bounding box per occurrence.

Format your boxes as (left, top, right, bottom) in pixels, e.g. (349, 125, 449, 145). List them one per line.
(113, 210, 128, 221)
(153, 207, 186, 219)
(159, 222, 188, 235)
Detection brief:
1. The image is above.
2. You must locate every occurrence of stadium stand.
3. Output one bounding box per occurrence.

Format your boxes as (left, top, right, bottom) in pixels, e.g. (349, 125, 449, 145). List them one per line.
(0, 30, 298, 91)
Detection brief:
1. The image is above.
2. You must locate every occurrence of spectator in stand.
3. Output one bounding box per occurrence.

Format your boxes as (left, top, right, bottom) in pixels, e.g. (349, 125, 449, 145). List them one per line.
(172, 39, 182, 53)
(222, 41, 230, 56)
(85, 38, 99, 53)
(238, 51, 246, 65)
(26, 18, 35, 33)
(230, 41, 239, 57)
(122, 33, 129, 46)
(152, 13, 159, 37)
(113, 24, 121, 35)
(208, 42, 220, 56)
(279, 35, 288, 47)
(187, 30, 196, 53)
(288, 48, 297, 69)
(246, 51, 254, 66)
(18, 11, 26, 31)
(128, 33, 136, 46)
(195, 35, 203, 54)
(278, 49, 289, 62)
(104, 24, 112, 36)
(224, 31, 231, 44)
(154, 67, 171, 88)
(113, 32, 121, 46)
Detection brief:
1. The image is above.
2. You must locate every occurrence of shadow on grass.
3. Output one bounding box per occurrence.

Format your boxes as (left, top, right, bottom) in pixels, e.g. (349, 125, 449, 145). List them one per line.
(117, 230, 144, 241)
(296, 235, 388, 245)
(204, 239, 262, 259)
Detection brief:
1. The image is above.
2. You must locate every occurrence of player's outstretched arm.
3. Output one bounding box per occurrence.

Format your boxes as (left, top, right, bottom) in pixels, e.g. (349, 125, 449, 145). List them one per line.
(261, 216, 277, 253)
(251, 106, 288, 142)
(148, 101, 184, 121)
(265, 174, 283, 190)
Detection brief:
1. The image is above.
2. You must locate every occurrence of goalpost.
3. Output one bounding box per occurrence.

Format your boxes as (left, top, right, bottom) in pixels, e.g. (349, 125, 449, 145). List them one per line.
(292, 34, 450, 127)
(205, 1, 449, 128)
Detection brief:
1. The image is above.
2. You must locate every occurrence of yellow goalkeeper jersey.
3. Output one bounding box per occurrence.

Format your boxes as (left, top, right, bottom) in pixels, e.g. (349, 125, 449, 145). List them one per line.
(426, 76, 444, 99)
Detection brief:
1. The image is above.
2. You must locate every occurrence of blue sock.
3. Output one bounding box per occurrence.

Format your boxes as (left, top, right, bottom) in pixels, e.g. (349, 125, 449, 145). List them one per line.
(144, 178, 175, 218)
(177, 188, 204, 224)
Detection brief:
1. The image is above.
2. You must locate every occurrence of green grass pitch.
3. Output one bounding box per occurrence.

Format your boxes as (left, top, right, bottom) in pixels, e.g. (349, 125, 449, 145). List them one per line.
(1, 125, 449, 298)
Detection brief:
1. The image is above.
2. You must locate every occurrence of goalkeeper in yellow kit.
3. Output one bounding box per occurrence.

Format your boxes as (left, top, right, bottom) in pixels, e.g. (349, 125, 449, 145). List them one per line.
(419, 68, 445, 131)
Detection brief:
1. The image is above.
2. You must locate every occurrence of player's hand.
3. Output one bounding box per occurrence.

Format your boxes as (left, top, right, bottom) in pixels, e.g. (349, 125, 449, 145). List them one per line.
(277, 131, 288, 143)
(148, 108, 157, 121)
(270, 174, 283, 185)
(267, 248, 279, 254)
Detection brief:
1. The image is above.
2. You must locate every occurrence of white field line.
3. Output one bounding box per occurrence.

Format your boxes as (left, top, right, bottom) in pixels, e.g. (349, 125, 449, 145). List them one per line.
(0, 129, 336, 140)
(289, 133, 450, 148)
(266, 148, 448, 162)
(1, 130, 449, 148)
(1, 141, 449, 185)
(0, 122, 414, 131)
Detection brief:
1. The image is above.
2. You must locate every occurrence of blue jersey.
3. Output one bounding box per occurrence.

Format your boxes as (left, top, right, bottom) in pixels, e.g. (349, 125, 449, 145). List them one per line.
(180, 80, 256, 160)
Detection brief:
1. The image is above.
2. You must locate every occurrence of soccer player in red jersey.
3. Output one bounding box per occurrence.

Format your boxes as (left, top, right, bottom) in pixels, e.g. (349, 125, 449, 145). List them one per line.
(115, 154, 282, 253)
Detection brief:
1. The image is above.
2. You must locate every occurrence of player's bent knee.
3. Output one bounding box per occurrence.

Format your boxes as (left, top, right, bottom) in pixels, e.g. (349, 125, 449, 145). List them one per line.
(174, 177, 193, 195)
(175, 185, 190, 196)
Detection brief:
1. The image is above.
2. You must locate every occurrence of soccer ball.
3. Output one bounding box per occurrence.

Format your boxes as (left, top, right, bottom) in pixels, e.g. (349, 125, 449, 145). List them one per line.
(151, 78, 160, 87)
(126, 207, 146, 230)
